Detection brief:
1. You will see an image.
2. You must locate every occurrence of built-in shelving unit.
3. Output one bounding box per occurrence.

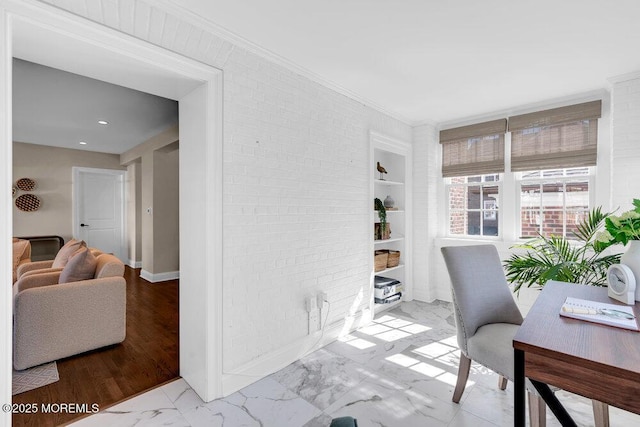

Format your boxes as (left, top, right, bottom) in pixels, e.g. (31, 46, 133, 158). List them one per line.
(370, 131, 412, 314)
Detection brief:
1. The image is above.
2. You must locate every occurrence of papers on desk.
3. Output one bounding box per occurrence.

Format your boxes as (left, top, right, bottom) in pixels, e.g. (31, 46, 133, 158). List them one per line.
(560, 297, 639, 331)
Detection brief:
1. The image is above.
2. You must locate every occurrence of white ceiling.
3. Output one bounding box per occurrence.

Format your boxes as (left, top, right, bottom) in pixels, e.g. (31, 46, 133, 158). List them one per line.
(169, 0, 640, 125)
(12, 59, 178, 154)
(12, 0, 640, 150)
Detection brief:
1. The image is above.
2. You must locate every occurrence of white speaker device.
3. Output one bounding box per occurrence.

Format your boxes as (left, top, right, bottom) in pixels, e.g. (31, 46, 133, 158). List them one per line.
(607, 264, 636, 305)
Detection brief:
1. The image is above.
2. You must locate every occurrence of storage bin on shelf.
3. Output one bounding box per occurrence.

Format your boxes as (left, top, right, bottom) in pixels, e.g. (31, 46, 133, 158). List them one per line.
(387, 250, 400, 268)
(374, 250, 389, 272)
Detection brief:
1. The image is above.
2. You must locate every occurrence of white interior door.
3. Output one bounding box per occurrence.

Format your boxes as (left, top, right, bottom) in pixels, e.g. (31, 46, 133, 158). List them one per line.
(73, 167, 125, 261)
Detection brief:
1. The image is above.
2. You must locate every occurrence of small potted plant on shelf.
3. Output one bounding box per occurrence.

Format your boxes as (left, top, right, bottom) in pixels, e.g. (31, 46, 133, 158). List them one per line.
(374, 198, 390, 240)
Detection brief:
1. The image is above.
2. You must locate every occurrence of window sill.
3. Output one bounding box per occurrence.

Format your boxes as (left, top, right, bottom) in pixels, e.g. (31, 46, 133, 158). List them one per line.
(435, 236, 522, 253)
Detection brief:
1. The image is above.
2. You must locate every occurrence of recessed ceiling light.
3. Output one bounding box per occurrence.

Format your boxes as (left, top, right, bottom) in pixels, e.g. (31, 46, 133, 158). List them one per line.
(97, 120, 109, 125)
(79, 141, 87, 145)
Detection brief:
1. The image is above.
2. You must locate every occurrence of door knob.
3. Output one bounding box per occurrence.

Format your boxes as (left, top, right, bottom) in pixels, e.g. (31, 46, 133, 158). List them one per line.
(80, 223, 89, 227)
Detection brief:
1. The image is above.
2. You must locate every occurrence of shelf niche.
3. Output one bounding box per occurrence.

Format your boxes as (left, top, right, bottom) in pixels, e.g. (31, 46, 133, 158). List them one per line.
(370, 131, 412, 315)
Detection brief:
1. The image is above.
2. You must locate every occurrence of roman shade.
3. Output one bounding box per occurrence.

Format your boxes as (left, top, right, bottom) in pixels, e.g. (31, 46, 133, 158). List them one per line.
(440, 119, 507, 177)
(509, 100, 601, 172)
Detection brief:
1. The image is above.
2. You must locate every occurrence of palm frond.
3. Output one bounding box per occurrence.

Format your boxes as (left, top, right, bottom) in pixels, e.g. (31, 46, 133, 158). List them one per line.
(503, 205, 621, 292)
(572, 206, 608, 243)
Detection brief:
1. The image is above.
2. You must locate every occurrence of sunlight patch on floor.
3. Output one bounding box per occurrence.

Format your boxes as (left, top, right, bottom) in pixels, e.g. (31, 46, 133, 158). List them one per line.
(386, 353, 420, 368)
(341, 336, 377, 350)
(381, 318, 413, 328)
(375, 329, 412, 342)
(399, 323, 431, 334)
(413, 341, 456, 358)
(361, 314, 432, 342)
(359, 324, 392, 336)
(380, 327, 473, 389)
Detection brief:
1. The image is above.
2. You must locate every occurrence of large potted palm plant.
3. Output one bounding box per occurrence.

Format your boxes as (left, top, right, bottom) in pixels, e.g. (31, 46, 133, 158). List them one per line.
(503, 207, 621, 293)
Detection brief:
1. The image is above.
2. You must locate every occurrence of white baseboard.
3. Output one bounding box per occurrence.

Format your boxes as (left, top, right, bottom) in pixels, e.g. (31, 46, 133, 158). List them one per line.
(140, 269, 180, 283)
(128, 260, 142, 269)
(412, 288, 432, 303)
(221, 307, 371, 396)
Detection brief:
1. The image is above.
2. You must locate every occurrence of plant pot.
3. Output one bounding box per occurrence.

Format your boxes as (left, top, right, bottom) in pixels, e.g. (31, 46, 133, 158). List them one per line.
(374, 222, 391, 240)
(621, 240, 640, 301)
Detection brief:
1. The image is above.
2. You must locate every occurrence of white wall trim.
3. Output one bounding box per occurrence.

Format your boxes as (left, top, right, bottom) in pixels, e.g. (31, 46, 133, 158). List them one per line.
(147, 0, 412, 126)
(0, 6, 12, 426)
(608, 70, 640, 85)
(437, 89, 609, 131)
(221, 310, 368, 395)
(412, 289, 432, 303)
(412, 117, 439, 128)
(2, 0, 225, 406)
(179, 79, 224, 401)
(140, 269, 179, 283)
(128, 259, 143, 269)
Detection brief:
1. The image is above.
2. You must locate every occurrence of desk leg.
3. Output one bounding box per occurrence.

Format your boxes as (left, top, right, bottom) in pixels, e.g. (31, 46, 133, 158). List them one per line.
(530, 380, 578, 427)
(514, 348, 525, 427)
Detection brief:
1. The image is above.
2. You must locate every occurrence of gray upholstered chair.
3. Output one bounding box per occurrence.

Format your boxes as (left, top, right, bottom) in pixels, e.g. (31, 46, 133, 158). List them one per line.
(441, 244, 608, 427)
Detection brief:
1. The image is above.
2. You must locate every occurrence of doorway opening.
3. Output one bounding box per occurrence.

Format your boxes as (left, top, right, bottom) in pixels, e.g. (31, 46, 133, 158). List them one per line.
(2, 2, 224, 423)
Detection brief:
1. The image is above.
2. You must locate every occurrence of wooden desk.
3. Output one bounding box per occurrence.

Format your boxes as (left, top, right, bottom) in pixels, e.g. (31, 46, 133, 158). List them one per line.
(513, 281, 640, 426)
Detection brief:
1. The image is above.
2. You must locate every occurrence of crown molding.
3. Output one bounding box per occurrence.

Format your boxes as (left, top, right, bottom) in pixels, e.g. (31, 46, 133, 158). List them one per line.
(148, 0, 413, 126)
(412, 118, 438, 128)
(608, 70, 640, 85)
(437, 89, 609, 131)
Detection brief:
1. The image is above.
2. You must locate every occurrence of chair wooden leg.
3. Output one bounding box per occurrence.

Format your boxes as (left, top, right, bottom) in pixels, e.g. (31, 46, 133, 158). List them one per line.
(452, 353, 471, 403)
(498, 375, 508, 390)
(592, 400, 609, 427)
(528, 392, 546, 427)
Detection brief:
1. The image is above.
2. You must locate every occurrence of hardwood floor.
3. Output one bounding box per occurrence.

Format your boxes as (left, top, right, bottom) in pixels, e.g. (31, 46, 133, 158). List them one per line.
(12, 266, 179, 427)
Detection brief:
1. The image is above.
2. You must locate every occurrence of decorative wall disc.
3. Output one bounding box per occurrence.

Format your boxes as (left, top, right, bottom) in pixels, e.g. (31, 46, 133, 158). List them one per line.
(16, 178, 36, 191)
(15, 194, 40, 212)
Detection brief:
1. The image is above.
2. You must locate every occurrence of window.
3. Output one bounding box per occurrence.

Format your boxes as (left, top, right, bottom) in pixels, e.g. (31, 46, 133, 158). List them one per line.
(447, 174, 501, 237)
(518, 168, 592, 238)
(441, 100, 601, 240)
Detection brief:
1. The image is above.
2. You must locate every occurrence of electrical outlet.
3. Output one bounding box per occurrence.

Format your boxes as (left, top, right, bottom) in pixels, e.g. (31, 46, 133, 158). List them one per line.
(305, 295, 317, 313)
(309, 310, 320, 334)
(307, 295, 320, 334)
(317, 291, 327, 308)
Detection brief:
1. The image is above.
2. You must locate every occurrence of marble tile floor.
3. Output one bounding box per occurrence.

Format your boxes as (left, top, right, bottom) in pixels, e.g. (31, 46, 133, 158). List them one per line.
(70, 300, 640, 427)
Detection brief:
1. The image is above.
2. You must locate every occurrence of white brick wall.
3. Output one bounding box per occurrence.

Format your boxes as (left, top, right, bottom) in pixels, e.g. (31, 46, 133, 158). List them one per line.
(40, 0, 411, 372)
(612, 77, 640, 212)
(223, 47, 410, 368)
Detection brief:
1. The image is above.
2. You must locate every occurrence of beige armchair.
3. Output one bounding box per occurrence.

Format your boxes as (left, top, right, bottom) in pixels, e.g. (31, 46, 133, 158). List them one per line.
(16, 239, 103, 280)
(13, 252, 126, 370)
(12, 238, 31, 283)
